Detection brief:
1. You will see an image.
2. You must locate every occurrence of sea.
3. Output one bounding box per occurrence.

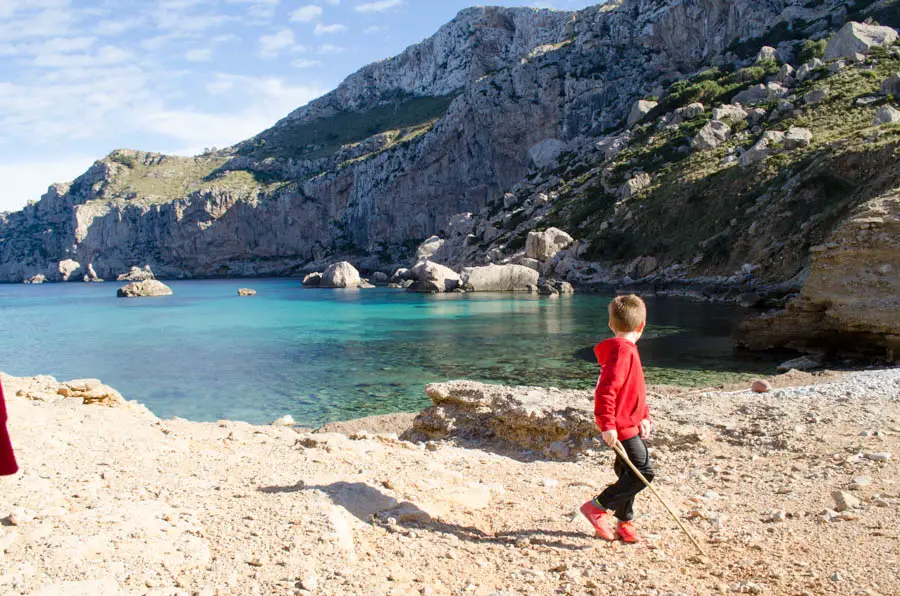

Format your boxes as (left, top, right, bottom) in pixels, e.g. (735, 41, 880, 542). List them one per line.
(0, 279, 783, 426)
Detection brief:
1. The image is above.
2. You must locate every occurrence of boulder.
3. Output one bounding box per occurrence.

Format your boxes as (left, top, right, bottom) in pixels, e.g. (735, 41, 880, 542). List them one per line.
(796, 59, 823, 82)
(517, 257, 541, 271)
(619, 172, 652, 199)
(116, 266, 154, 282)
(370, 272, 390, 284)
(24, 274, 47, 284)
(670, 102, 705, 125)
(755, 46, 778, 63)
(691, 120, 731, 150)
(237, 288, 257, 297)
(390, 268, 412, 283)
(712, 104, 748, 123)
(803, 88, 828, 105)
(627, 99, 658, 127)
(271, 415, 296, 427)
(880, 74, 900, 96)
(732, 82, 788, 106)
(57, 259, 82, 281)
(824, 21, 898, 61)
(415, 236, 445, 261)
(627, 256, 659, 278)
(116, 280, 173, 298)
(321, 262, 362, 288)
(408, 260, 460, 293)
(302, 272, 322, 287)
(461, 264, 539, 292)
(746, 107, 768, 126)
(528, 139, 569, 168)
(783, 127, 813, 149)
(525, 227, 574, 261)
(873, 105, 900, 126)
(773, 63, 795, 84)
(739, 131, 784, 167)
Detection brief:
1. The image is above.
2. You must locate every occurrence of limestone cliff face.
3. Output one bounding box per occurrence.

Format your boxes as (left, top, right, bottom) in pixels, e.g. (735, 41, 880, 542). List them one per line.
(0, 0, 871, 283)
(736, 190, 900, 361)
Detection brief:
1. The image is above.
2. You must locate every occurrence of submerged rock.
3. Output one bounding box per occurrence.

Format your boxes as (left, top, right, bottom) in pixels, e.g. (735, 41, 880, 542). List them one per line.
(116, 280, 173, 298)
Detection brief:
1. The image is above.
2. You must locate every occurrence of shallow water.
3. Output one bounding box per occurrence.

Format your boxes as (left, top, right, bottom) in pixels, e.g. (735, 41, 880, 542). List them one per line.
(0, 280, 781, 425)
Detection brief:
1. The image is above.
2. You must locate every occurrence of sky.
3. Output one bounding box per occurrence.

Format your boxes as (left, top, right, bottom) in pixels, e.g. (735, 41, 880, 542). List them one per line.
(0, 0, 598, 212)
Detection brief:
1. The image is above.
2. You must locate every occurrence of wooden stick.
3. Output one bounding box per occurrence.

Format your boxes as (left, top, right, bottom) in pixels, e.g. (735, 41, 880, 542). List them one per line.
(613, 440, 708, 557)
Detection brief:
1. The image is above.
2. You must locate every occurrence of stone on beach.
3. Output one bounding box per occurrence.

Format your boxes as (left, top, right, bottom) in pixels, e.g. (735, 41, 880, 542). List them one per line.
(116, 279, 173, 298)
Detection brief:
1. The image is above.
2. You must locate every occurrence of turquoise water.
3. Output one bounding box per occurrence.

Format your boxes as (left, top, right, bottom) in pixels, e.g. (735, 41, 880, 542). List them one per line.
(0, 280, 781, 425)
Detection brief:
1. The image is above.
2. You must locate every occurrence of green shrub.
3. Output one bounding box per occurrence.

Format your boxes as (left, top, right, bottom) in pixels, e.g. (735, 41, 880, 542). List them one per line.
(797, 39, 827, 64)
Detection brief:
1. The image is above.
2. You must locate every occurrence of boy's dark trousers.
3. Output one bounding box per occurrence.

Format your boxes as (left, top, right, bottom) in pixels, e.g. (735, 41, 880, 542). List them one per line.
(595, 435, 654, 521)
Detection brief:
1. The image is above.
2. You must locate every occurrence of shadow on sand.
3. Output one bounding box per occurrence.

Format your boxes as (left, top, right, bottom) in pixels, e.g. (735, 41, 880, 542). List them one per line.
(258, 480, 590, 551)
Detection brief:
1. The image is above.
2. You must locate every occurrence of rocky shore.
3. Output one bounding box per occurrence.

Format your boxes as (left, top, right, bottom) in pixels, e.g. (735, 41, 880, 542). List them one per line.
(1, 369, 898, 595)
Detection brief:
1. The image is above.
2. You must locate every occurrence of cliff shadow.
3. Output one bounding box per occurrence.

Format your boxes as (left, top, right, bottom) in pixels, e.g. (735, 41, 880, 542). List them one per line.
(258, 480, 590, 551)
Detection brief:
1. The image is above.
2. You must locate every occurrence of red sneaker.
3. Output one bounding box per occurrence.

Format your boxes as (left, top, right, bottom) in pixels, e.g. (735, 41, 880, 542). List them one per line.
(616, 520, 639, 543)
(580, 500, 615, 540)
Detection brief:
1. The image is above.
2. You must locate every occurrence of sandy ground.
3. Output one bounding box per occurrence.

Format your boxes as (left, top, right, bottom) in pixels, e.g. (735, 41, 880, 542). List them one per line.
(0, 369, 898, 596)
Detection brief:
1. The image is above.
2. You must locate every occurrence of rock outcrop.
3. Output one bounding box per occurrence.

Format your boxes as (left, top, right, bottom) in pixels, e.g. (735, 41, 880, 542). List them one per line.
(736, 189, 900, 361)
(238, 288, 257, 296)
(525, 228, 573, 262)
(116, 280, 173, 298)
(460, 264, 539, 292)
(321, 262, 362, 288)
(407, 380, 599, 457)
(116, 266, 155, 282)
(408, 260, 460, 293)
(824, 21, 898, 61)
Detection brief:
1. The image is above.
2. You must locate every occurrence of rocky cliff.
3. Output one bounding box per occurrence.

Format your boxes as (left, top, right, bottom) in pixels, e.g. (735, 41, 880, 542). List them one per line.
(1, 0, 898, 358)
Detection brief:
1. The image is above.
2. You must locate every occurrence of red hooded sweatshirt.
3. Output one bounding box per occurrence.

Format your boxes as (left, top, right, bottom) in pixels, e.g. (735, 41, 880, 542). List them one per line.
(594, 337, 650, 441)
(0, 380, 18, 476)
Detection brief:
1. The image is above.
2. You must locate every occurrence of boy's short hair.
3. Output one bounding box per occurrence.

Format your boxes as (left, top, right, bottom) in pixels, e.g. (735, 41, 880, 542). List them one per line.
(608, 294, 647, 333)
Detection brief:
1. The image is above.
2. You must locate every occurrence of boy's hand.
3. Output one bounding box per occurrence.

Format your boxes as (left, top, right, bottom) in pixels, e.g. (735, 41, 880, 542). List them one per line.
(601, 429, 618, 448)
(640, 419, 652, 439)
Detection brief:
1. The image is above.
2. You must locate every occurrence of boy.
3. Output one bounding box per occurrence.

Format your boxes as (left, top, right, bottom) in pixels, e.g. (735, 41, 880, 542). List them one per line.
(580, 294, 654, 543)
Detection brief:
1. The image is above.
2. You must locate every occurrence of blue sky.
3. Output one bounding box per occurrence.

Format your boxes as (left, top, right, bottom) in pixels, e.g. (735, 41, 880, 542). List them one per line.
(0, 0, 597, 212)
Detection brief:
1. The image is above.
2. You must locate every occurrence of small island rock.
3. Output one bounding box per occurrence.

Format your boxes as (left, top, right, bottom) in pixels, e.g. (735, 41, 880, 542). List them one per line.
(117, 280, 173, 298)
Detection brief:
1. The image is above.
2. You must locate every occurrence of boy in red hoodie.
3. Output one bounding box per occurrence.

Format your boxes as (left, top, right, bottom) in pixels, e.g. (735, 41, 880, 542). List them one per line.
(0, 379, 18, 477)
(580, 294, 653, 543)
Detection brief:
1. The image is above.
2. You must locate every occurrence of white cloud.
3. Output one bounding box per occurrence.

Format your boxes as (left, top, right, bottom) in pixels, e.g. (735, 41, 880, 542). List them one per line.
(291, 58, 322, 68)
(185, 48, 212, 61)
(290, 5, 322, 22)
(316, 43, 346, 55)
(314, 23, 346, 35)
(355, 0, 403, 13)
(258, 28, 304, 57)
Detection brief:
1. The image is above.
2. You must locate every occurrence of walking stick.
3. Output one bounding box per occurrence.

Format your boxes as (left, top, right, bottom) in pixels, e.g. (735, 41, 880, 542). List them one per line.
(613, 440, 708, 557)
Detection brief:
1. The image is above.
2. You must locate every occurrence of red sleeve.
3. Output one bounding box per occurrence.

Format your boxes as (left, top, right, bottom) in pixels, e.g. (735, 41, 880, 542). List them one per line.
(594, 343, 627, 432)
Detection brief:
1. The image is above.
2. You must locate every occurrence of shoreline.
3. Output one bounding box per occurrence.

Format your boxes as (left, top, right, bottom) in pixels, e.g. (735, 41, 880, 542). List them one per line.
(1, 367, 897, 594)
